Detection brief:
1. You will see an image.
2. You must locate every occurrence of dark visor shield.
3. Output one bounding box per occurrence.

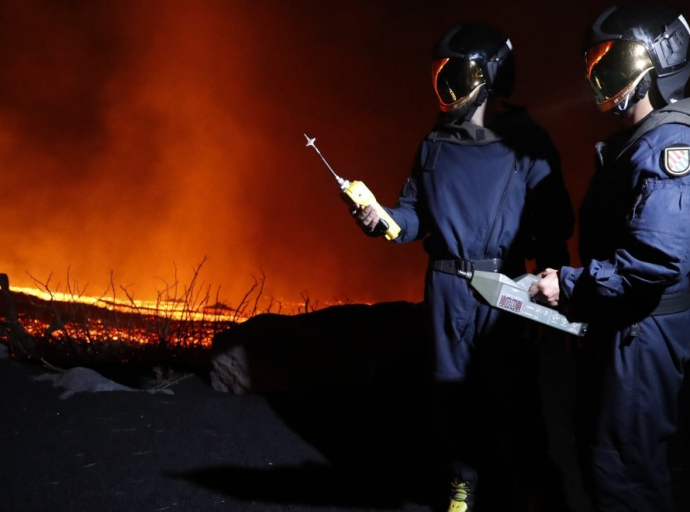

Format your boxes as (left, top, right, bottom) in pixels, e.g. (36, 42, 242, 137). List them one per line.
(432, 58, 485, 112)
(585, 40, 654, 111)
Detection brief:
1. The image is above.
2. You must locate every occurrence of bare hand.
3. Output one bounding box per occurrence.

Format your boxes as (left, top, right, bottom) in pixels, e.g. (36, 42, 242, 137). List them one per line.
(529, 268, 560, 308)
(352, 205, 381, 235)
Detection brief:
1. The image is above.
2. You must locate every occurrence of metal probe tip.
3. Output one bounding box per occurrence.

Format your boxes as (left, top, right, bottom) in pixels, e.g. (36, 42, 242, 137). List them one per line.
(304, 134, 316, 147)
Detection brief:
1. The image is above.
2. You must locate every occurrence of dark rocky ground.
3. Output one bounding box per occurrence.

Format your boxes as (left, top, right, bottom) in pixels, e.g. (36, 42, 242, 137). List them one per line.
(1, 324, 689, 512)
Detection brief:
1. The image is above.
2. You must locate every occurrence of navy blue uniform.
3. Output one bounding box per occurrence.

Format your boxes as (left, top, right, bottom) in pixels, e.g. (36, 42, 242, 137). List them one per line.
(385, 107, 574, 509)
(560, 99, 690, 512)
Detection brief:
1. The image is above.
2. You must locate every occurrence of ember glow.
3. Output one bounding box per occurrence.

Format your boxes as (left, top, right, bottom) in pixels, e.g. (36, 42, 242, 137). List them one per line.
(18, 315, 201, 348)
(4, 284, 237, 352)
(2, 271, 334, 356)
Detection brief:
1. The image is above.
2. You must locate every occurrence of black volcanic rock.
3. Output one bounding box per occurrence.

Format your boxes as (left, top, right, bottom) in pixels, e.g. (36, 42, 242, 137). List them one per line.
(210, 301, 430, 394)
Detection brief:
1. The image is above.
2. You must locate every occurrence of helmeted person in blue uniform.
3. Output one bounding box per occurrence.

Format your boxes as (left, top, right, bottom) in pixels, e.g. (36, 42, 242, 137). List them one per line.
(354, 23, 574, 512)
(530, 4, 690, 511)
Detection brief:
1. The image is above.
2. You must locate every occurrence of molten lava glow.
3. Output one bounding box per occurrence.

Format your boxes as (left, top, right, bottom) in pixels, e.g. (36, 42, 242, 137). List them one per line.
(18, 314, 220, 349)
(0, 1, 644, 309)
(12, 286, 237, 323)
(0, 0, 432, 308)
(5, 281, 339, 352)
(8, 284, 239, 349)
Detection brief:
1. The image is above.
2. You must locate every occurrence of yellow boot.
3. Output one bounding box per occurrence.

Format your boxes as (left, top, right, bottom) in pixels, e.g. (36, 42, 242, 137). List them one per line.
(447, 478, 473, 512)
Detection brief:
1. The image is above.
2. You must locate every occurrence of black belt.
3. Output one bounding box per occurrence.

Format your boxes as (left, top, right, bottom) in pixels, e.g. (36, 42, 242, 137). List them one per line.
(652, 289, 690, 316)
(432, 258, 503, 276)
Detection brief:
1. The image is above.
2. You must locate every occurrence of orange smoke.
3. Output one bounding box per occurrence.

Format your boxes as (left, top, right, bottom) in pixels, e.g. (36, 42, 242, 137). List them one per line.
(0, 0, 656, 308)
(0, 0, 432, 308)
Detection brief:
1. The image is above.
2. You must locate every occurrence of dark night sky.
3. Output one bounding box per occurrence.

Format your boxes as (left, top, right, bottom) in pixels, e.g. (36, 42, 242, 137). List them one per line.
(0, 0, 687, 308)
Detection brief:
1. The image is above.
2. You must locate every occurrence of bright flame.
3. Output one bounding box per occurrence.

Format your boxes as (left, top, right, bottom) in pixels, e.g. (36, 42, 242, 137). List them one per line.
(12, 286, 237, 323)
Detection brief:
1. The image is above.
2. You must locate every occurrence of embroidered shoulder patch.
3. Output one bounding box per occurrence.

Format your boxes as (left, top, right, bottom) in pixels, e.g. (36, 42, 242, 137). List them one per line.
(663, 147, 690, 176)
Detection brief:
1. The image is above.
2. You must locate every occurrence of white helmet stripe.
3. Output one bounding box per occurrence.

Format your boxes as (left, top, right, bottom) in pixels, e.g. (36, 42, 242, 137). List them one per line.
(679, 14, 690, 34)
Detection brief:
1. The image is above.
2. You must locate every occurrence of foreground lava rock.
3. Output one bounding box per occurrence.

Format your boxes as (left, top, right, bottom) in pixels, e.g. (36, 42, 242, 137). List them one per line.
(210, 302, 429, 394)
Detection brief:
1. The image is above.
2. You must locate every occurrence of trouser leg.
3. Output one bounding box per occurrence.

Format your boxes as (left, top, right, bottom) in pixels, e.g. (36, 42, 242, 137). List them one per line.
(432, 321, 566, 511)
(575, 321, 688, 512)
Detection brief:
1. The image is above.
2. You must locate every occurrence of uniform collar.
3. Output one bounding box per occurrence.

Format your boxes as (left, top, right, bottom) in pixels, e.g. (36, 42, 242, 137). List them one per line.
(433, 115, 500, 143)
(602, 97, 690, 163)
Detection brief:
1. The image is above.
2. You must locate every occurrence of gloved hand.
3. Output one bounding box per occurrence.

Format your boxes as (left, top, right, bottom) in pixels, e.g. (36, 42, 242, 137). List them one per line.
(352, 205, 382, 237)
(528, 268, 560, 307)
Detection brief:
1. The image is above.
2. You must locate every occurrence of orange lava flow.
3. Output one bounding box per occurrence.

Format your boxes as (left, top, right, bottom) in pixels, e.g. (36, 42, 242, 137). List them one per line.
(12, 286, 239, 324)
(2, 285, 242, 353)
(17, 314, 224, 349)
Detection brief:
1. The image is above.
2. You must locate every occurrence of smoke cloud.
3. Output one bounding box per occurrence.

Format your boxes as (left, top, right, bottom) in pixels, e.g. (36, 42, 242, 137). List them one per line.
(0, 0, 683, 307)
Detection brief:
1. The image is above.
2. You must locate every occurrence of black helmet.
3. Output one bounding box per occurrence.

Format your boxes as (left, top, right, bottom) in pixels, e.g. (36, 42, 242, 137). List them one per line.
(431, 23, 514, 113)
(584, 4, 690, 112)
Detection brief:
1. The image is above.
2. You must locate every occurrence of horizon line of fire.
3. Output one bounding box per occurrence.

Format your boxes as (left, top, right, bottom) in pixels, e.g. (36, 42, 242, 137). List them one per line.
(2, 277, 354, 351)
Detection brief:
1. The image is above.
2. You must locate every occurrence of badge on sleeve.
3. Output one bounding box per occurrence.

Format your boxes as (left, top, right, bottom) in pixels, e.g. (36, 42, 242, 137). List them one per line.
(663, 147, 690, 176)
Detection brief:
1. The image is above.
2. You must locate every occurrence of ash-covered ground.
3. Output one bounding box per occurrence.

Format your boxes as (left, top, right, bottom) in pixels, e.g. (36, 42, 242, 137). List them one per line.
(1, 312, 689, 512)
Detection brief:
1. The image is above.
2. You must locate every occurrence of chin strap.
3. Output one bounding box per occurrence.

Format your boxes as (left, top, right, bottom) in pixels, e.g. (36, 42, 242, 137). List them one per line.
(436, 87, 490, 128)
(615, 74, 652, 114)
(461, 87, 489, 121)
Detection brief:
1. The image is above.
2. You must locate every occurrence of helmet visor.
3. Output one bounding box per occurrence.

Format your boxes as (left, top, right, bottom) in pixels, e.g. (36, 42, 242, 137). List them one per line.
(584, 40, 654, 111)
(432, 58, 485, 112)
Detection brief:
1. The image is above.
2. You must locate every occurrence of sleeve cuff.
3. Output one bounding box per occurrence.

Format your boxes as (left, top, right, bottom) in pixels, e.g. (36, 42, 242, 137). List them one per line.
(559, 265, 584, 303)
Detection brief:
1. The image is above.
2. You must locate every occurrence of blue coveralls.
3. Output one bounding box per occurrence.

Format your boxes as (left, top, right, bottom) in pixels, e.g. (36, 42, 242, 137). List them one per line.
(559, 99, 690, 512)
(385, 107, 574, 509)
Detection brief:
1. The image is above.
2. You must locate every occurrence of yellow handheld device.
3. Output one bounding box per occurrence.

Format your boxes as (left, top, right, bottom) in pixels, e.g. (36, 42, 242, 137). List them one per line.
(304, 134, 400, 241)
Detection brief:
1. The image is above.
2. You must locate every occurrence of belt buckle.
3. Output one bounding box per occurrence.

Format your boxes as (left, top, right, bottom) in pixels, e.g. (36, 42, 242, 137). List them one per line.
(456, 259, 474, 276)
